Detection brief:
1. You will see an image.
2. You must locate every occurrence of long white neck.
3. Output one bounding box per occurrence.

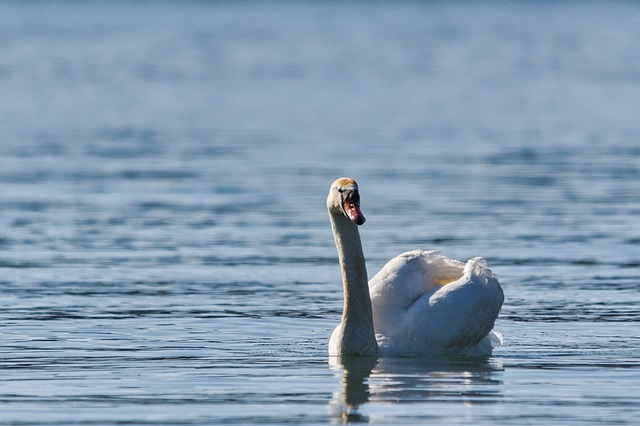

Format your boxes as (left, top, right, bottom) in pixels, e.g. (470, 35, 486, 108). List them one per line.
(330, 212, 379, 357)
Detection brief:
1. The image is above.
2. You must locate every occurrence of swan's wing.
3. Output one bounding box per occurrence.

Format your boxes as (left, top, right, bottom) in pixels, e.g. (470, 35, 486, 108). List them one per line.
(369, 250, 465, 314)
(370, 253, 504, 357)
(368, 250, 464, 341)
(403, 258, 504, 356)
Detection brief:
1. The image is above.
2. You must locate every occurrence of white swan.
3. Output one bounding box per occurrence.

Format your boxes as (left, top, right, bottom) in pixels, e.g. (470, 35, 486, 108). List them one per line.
(327, 177, 504, 358)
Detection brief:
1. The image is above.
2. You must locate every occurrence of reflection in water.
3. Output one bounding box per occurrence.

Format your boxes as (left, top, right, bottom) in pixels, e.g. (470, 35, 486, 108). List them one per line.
(329, 356, 378, 423)
(329, 356, 504, 424)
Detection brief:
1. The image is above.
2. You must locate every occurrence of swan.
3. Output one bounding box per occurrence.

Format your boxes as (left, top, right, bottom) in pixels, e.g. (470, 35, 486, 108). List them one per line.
(327, 177, 504, 358)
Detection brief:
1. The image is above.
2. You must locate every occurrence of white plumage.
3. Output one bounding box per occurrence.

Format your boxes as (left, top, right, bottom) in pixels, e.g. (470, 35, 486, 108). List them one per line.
(327, 178, 504, 358)
(369, 250, 503, 357)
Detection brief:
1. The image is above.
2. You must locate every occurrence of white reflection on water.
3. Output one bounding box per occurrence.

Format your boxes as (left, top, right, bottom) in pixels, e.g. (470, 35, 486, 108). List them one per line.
(329, 356, 504, 424)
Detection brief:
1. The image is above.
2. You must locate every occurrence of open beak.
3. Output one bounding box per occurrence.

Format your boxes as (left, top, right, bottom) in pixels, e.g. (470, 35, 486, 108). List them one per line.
(342, 190, 366, 225)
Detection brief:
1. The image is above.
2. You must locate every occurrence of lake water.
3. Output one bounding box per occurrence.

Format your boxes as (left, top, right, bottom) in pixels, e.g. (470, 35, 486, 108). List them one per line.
(1, 1, 639, 424)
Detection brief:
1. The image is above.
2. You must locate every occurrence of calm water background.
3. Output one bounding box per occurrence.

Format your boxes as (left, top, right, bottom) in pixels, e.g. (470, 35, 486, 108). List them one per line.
(1, 1, 639, 424)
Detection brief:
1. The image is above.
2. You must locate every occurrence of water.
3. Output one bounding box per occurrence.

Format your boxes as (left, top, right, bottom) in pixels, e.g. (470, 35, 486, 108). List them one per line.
(1, 1, 639, 424)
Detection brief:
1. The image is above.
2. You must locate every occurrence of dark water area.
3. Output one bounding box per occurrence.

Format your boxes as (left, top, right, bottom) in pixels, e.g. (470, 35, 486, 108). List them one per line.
(1, 1, 639, 424)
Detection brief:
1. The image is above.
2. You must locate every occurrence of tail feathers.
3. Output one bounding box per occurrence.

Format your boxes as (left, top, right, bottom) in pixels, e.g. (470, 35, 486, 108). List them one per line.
(464, 257, 497, 282)
(465, 331, 503, 356)
(489, 330, 504, 347)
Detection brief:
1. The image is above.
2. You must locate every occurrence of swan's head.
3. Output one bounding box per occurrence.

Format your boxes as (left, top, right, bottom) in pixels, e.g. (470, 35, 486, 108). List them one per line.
(327, 177, 366, 226)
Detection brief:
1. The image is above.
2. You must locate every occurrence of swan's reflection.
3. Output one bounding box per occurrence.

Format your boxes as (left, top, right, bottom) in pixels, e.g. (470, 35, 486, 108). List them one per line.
(328, 356, 504, 424)
(328, 356, 377, 423)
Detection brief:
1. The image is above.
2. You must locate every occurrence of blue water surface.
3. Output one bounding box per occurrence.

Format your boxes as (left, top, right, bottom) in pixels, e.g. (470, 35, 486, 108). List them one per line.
(1, 1, 639, 424)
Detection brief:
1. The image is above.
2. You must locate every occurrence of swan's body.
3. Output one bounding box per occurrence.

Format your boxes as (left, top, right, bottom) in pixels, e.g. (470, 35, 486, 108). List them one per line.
(327, 178, 504, 358)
